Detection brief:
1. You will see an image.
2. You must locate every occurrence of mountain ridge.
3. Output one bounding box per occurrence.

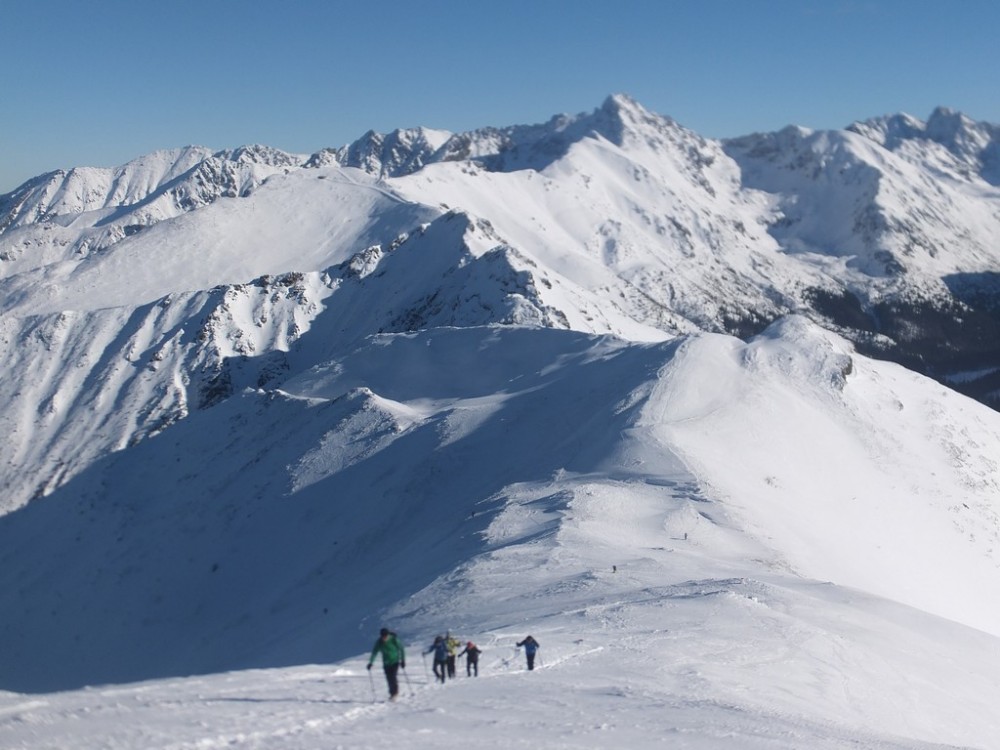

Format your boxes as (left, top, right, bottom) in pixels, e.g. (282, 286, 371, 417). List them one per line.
(3, 97, 1000, 748)
(5, 95, 997, 224)
(2, 95, 1000, 515)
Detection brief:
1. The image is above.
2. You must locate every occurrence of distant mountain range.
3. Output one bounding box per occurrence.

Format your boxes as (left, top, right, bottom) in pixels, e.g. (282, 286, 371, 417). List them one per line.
(1, 95, 999, 517)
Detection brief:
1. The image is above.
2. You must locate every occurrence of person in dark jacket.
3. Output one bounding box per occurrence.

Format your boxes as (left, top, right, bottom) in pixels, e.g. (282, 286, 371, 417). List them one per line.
(424, 635, 449, 683)
(516, 635, 539, 670)
(367, 627, 406, 700)
(458, 641, 482, 676)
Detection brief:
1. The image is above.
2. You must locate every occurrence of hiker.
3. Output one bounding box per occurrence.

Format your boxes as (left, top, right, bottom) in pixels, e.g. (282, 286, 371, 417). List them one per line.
(445, 632, 461, 678)
(516, 635, 540, 670)
(459, 641, 482, 676)
(367, 627, 406, 700)
(425, 635, 449, 683)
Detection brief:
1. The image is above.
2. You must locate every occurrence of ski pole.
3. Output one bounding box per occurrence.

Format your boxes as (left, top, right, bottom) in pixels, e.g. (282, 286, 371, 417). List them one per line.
(368, 666, 377, 703)
(402, 665, 415, 696)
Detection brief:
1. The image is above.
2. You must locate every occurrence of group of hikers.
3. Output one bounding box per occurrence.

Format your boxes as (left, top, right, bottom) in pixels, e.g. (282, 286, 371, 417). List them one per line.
(366, 627, 540, 700)
(426, 633, 482, 682)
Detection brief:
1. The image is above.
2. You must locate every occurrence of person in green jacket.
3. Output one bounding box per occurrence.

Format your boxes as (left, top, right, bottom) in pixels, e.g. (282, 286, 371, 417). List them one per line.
(367, 627, 406, 700)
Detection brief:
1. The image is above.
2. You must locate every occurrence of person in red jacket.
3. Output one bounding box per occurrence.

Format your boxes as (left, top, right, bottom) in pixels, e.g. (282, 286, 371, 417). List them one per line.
(458, 641, 482, 676)
(367, 627, 406, 700)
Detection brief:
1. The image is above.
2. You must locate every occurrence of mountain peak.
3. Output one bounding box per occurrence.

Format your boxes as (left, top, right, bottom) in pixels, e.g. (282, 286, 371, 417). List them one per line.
(589, 92, 682, 146)
(600, 92, 647, 118)
(330, 126, 453, 177)
(850, 107, 995, 153)
(924, 106, 989, 154)
(224, 144, 303, 167)
(845, 107, 999, 185)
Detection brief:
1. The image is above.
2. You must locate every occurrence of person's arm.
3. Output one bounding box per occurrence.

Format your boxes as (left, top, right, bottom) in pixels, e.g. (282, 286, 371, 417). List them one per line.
(367, 639, 381, 669)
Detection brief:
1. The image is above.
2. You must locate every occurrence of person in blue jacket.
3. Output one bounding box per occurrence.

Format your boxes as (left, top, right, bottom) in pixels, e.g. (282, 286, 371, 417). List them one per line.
(516, 635, 539, 670)
(424, 635, 449, 683)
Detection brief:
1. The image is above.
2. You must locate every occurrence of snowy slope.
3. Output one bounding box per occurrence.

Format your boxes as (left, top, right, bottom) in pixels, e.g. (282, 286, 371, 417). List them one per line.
(2, 96, 1000, 748)
(0, 166, 437, 317)
(3, 322, 1000, 748)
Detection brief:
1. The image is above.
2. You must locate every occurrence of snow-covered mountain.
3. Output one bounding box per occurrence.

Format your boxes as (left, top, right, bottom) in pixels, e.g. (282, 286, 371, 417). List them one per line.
(2, 95, 1000, 748)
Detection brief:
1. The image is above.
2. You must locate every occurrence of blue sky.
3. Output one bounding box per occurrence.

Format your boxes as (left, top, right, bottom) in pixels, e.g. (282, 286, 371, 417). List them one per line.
(2, 0, 998, 193)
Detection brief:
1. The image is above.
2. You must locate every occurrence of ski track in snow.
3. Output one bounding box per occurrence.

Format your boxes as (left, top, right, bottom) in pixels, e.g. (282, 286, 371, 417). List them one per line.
(1, 622, 978, 750)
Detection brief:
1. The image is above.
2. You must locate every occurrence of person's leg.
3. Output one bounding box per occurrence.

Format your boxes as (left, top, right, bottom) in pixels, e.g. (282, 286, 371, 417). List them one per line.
(527, 653, 535, 670)
(385, 664, 399, 697)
